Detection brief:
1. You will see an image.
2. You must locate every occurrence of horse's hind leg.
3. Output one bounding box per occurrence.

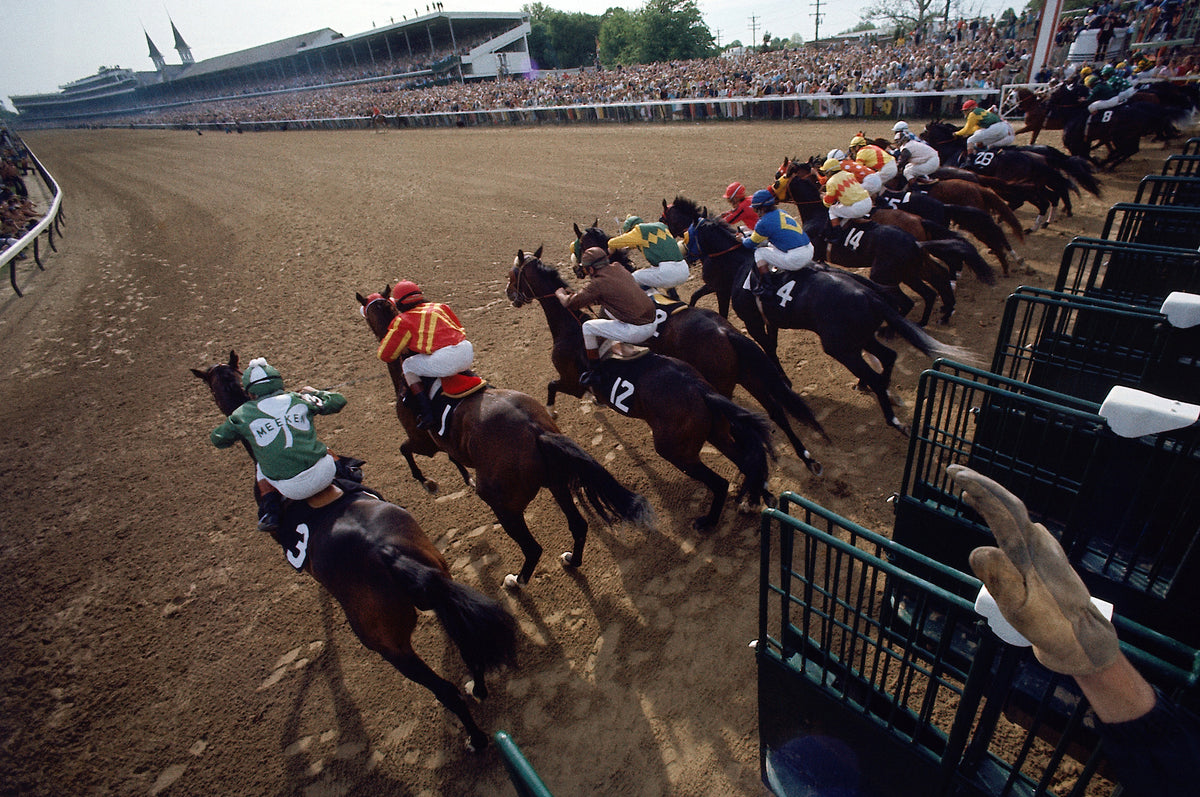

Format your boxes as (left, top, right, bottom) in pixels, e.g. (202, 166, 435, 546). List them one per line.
(667, 455, 729, 531)
(830, 343, 905, 433)
(387, 649, 490, 751)
(546, 481, 588, 569)
(400, 441, 438, 494)
(489, 506, 543, 589)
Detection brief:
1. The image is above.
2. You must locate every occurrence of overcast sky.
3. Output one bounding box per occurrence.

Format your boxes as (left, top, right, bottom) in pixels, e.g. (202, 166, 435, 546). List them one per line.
(1, 0, 1021, 112)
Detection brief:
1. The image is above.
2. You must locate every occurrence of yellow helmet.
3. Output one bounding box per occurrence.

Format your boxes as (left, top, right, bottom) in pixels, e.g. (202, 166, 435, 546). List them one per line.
(849, 134, 869, 148)
(1080, 65, 1093, 77)
(820, 158, 843, 175)
(1084, 75, 1099, 87)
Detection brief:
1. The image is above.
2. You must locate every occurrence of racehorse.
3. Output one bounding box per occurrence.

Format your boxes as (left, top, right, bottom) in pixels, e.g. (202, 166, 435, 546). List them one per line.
(921, 121, 1101, 228)
(192, 351, 518, 752)
(506, 250, 779, 529)
(1042, 82, 1196, 171)
(357, 288, 654, 587)
(684, 217, 972, 433)
(662, 195, 992, 326)
(527, 241, 826, 475)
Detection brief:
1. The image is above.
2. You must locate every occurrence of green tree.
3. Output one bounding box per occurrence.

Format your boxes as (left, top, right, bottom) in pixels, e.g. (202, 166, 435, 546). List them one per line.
(598, 7, 640, 66)
(597, 0, 716, 66)
(523, 4, 603, 68)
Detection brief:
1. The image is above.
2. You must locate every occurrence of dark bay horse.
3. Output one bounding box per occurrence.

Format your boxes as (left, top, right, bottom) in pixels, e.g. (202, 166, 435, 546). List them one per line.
(1043, 82, 1195, 171)
(685, 217, 973, 433)
(192, 351, 518, 751)
(506, 251, 778, 530)
(357, 288, 654, 587)
(564, 234, 827, 475)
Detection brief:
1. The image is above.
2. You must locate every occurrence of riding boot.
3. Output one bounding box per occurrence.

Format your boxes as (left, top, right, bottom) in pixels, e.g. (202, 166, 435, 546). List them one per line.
(410, 385, 437, 431)
(256, 488, 283, 533)
(579, 348, 601, 387)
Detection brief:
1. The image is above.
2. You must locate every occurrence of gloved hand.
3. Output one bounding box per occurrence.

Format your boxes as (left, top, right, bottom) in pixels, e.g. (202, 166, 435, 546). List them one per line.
(947, 465, 1120, 675)
(742, 236, 756, 249)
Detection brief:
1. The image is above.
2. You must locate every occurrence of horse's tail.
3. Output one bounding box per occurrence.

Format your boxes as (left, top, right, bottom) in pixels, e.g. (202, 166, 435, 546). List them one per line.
(870, 291, 980, 365)
(536, 432, 655, 529)
(388, 555, 518, 675)
(1060, 155, 1102, 197)
(944, 202, 1019, 249)
(701, 391, 775, 501)
(919, 238, 996, 286)
(980, 185, 1024, 240)
(727, 330, 828, 440)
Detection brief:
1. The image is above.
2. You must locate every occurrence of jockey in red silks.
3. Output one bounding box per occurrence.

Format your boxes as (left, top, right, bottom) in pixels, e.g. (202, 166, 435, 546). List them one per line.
(720, 182, 759, 231)
(375, 281, 475, 430)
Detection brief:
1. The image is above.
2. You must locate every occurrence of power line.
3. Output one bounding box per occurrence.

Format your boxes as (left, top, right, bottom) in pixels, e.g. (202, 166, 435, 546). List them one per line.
(811, 0, 824, 42)
(748, 15, 759, 47)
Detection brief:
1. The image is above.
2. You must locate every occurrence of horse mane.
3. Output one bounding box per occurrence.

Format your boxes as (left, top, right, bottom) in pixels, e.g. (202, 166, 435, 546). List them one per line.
(669, 195, 705, 220)
(529, 255, 569, 288)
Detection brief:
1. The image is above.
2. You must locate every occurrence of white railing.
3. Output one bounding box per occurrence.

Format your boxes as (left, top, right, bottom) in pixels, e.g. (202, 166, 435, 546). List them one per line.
(1, 145, 64, 297)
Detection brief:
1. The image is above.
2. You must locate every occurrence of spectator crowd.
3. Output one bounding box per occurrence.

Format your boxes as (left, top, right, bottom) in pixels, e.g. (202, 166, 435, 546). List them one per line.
(64, 9, 1197, 129)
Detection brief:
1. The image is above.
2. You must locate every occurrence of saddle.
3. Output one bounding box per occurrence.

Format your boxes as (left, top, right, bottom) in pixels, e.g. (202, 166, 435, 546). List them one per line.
(274, 478, 386, 571)
(406, 372, 489, 437)
(582, 354, 661, 417)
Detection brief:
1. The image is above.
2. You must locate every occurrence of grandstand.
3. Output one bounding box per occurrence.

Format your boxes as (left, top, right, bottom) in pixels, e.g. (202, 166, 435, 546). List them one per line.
(10, 11, 531, 126)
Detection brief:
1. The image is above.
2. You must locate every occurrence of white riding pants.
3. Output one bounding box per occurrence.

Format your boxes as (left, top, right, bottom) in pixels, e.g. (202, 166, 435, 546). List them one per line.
(582, 315, 657, 350)
(402, 340, 475, 385)
(632, 259, 690, 290)
(754, 241, 815, 271)
(259, 454, 337, 501)
(828, 197, 874, 221)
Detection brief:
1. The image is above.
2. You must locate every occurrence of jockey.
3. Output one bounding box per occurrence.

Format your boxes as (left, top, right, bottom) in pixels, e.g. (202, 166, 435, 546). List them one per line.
(819, 158, 873, 226)
(742, 189, 814, 290)
(1087, 63, 1137, 114)
(210, 358, 347, 532)
(720, 182, 759, 231)
(376, 281, 474, 430)
(848, 133, 898, 197)
(817, 147, 874, 188)
(556, 246, 658, 385)
(954, 99, 1015, 155)
(894, 124, 941, 187)
(606, 215, 690, 296)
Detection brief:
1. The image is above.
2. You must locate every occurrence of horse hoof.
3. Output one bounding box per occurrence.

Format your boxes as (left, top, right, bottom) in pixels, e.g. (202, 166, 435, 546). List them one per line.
(421, 479, 440, 494)
(891, 421, 911, 437)
(806, 460, 824, 477)
(466, 734, 488, 753)
(560, 551, 579, 568)
(465, 678, 487, 700)
(503, 573, 522, 590)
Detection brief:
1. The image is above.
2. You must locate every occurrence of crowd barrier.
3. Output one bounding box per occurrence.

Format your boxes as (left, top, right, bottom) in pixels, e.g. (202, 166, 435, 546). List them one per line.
(1, 144, 64, 297)
(120, 89, 1004, 133)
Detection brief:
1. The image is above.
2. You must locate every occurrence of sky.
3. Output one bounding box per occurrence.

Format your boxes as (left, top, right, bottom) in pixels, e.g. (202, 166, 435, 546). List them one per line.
(1, 0, 1023, 112)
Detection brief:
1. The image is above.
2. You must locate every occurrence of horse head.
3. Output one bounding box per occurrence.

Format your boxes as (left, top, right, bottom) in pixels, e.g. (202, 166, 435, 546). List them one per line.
(690, 216, 742, 257)
(660, 195, 704, 238)
(508, 245, 565, 307)
(191, 349, 250, 416)
(356, 286, 399, 341)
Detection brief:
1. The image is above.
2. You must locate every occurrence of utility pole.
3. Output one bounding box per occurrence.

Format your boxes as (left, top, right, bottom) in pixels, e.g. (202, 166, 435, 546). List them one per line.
(748, 15, 760, 50)
(812, 0, 824, 42)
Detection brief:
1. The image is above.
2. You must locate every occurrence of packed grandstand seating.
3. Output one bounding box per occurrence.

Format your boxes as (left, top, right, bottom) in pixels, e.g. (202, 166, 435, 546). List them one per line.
(26, 12, 1200, 129)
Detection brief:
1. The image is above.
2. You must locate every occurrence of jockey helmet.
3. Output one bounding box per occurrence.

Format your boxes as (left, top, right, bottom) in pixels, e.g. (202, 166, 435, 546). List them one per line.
(849, 134, 869, 149)
(621, 215, 643, 234)
(827, 148, 847, 162)
(392, 280, 426, 312)
(243, 357, 284, 397)
(1079, 65, 1092, 77)
(1100, 63, 1115, 77)
(892, 120, 910, 133)
(750, 189, 777, 210)
(820, 158, 843, 175)
(724, 182, 746, 202)
(1084, 75, 1099, 88)
(961, 99, 977, 112)
(580, 246, 609, 268)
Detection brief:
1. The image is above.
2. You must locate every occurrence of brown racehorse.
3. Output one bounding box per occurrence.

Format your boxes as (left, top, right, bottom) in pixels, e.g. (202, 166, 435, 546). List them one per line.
(507, 250, 779, 530)
(561, 235, 828, 475)
(357, 288, 654, 587)
(192, 350, 518, 752)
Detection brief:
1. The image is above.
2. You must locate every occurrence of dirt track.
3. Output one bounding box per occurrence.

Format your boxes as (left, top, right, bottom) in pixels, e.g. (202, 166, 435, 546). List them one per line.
(0, 122, 1160, 796)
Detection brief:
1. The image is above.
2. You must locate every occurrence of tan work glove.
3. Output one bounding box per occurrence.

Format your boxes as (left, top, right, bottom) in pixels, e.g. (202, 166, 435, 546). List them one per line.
(948, 464, 1120, 675)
